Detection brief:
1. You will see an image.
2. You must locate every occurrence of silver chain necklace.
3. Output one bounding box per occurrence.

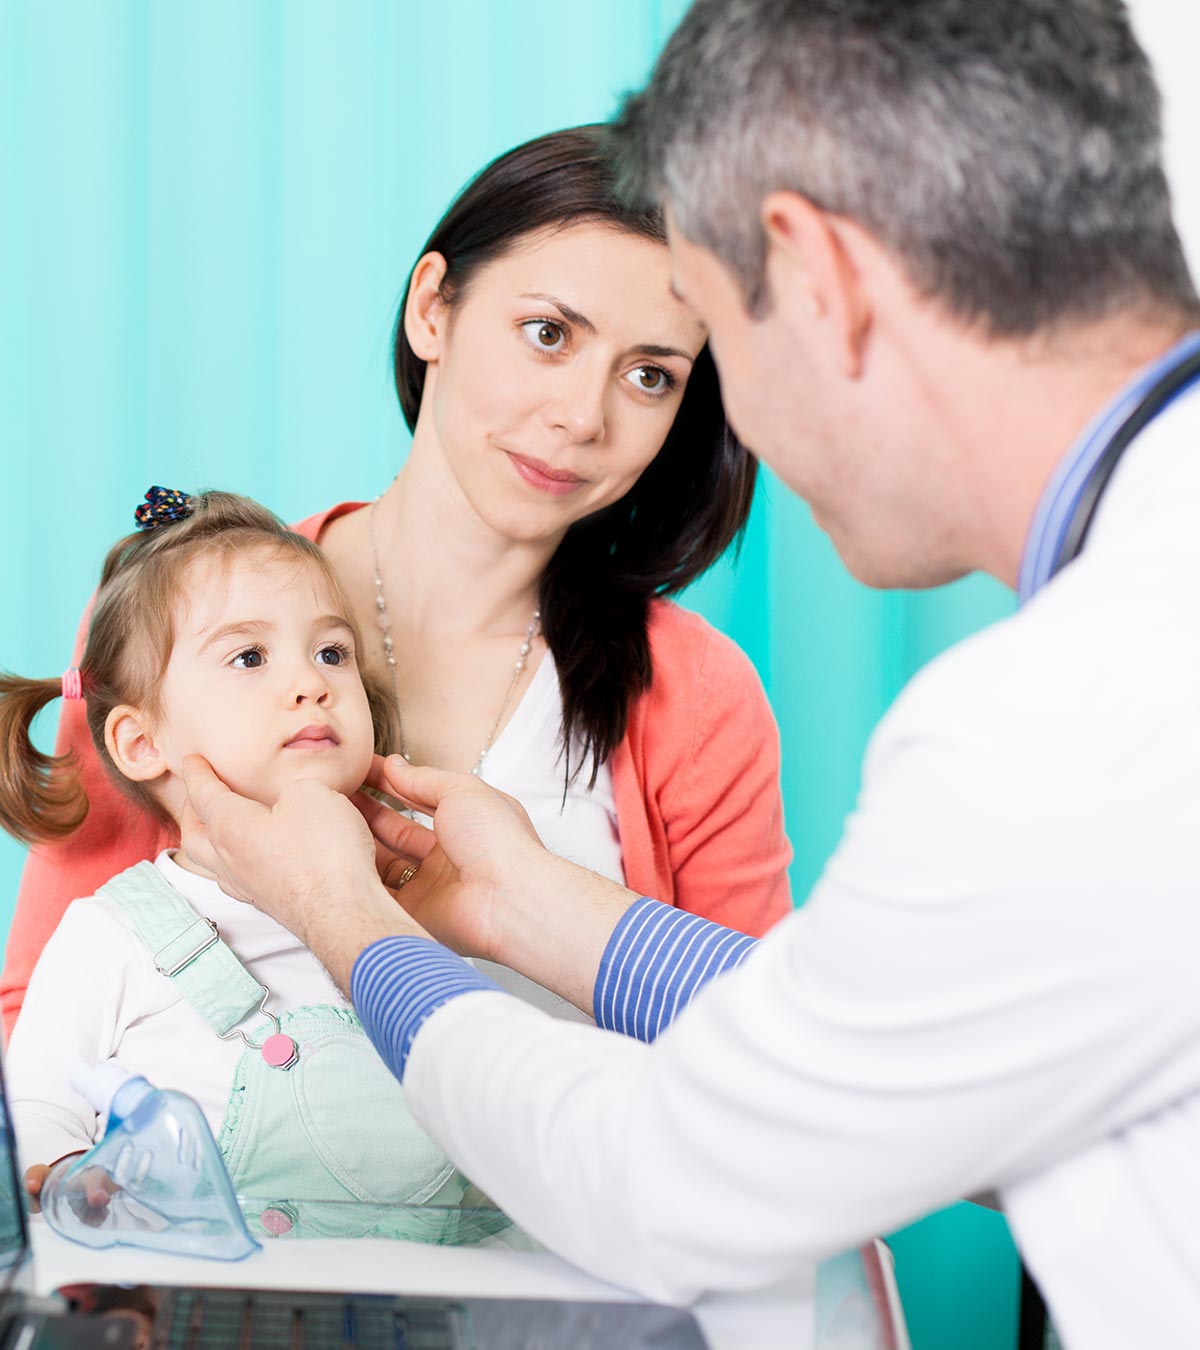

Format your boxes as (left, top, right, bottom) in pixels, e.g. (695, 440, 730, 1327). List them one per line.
(368, 496, 541, 777)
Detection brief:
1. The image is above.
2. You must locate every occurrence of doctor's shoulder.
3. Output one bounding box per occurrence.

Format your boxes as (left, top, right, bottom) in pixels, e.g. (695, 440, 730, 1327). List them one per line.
(860, 574, 1173, 828)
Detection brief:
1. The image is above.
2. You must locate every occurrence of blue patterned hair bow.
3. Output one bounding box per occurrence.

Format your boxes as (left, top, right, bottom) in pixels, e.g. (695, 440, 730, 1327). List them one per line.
(134, 485, 194, 531)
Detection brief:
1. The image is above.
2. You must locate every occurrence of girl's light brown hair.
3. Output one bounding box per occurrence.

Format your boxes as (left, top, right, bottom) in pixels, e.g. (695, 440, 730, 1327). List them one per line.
(0, 490, 396, 847)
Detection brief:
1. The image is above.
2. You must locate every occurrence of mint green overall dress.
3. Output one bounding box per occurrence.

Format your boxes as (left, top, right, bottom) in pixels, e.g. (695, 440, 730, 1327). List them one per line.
(99, 862, 504, 1244)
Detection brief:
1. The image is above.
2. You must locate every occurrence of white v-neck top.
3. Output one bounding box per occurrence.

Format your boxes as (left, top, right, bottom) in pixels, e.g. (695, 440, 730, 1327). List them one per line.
(450, 653, 625, 1023)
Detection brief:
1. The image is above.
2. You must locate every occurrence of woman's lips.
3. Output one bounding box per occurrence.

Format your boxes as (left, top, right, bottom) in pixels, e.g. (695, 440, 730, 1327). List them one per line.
(285, 724, 340, 749)
(506, 451, 586, 497)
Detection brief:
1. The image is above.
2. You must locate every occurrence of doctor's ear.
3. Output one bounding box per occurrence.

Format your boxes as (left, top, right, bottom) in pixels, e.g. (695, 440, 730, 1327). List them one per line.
(105, 706, 170, 785)
(760, 190, 871, 377)
(404, 252, 452, 363)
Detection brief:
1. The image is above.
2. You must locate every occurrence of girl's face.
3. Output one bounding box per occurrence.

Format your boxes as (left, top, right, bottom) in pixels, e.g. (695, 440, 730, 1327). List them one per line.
(111, 550, 376, 812)
(407, 221, 708, 545)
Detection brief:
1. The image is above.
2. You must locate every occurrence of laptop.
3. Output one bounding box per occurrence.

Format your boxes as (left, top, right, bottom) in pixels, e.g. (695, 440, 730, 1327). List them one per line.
(0, 1050, 708, 1348)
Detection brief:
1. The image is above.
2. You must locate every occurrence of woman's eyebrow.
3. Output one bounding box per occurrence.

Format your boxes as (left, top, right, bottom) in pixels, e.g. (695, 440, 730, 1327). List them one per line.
(634, 343, 696, 365)
(522, 292, 596, 333)
(521, 292, 695, 364)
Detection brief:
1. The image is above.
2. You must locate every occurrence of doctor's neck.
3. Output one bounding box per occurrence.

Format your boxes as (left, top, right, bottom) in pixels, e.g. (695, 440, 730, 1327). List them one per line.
(922, 304, 1196, 588)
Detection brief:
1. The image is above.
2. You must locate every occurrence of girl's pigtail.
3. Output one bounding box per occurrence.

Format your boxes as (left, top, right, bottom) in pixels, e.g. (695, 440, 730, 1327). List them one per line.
(0, 674, 88, 846)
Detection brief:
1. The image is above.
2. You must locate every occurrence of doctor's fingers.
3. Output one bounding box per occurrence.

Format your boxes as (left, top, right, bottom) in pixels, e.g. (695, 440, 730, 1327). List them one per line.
(363, 754, 473, 818)
(177, 799, 221, 877)
(369, 826, 429, 891)
(353, 789, 437, 861)
(181, 754, 236, 825)
(181, 755, 267, 856)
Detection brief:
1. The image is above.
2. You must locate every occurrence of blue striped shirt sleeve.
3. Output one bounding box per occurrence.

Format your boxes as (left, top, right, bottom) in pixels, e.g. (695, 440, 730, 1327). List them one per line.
(594, 896, 758, 1041)
(352, 937, 504, 1080)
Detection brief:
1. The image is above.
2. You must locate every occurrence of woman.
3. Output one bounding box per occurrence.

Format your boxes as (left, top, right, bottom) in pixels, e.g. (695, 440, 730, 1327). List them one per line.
(2, 126, 791, 1033)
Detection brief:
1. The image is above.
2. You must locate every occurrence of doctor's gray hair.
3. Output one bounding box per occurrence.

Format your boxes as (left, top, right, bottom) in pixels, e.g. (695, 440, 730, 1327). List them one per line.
(616, 0, 1199, 333)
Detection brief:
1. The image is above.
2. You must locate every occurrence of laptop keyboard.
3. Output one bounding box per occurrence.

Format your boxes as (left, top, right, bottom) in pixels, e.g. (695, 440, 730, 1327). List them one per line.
(150, 1290, 462, 1349)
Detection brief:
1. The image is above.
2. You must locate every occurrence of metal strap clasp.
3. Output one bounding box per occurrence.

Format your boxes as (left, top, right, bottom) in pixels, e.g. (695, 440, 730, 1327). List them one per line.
(154, 918, 220, 978)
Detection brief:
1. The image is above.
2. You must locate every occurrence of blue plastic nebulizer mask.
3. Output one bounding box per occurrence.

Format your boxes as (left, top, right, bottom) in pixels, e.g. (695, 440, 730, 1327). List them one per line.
(39, 1064, 259, 1261)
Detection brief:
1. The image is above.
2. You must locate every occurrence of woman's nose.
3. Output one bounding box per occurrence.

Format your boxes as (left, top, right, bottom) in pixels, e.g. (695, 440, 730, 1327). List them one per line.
(550, 363, 607, 443)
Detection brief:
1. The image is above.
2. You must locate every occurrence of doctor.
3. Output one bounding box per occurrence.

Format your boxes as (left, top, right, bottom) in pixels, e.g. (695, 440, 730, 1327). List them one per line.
(184, 1, 1200, 1344)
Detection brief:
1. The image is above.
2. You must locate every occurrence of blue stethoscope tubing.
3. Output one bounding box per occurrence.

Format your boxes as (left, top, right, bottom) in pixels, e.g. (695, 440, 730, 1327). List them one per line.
(1049, 342, 1200, 581)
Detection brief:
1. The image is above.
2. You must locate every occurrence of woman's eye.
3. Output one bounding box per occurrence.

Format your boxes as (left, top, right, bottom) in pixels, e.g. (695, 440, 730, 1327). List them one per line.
(624, 365, 674, 396)
(231, 648, 265, 669)
(521, 319, 566, 352)
(317, 644, 349, 666)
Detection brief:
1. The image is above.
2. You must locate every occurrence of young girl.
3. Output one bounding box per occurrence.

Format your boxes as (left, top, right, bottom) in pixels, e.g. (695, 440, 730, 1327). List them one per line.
(0, 488, 481, 1241)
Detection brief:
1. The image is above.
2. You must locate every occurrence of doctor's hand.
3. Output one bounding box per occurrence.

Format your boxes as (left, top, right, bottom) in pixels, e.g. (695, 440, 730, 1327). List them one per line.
(180, 756, 431, 993)
(354, 755, 545, 963)
(359, 756, 642, 1013)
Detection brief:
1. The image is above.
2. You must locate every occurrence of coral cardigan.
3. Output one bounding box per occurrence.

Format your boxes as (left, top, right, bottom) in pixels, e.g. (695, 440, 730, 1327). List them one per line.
(1, 503, 792, 1037)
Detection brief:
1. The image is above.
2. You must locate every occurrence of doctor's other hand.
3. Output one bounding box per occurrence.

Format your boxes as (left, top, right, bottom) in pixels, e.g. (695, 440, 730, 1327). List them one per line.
(359, 756, 641, 1014)
(355, 755, 545, 962)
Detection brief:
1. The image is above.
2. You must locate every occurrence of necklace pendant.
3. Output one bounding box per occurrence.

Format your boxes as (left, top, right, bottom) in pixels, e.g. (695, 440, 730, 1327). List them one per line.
(261, 1032, 298, 1071)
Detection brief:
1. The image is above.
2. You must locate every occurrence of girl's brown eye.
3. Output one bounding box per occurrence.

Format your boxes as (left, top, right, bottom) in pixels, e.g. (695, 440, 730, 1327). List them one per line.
(538, 323, 560, 347)
(638, 367, 664, 389)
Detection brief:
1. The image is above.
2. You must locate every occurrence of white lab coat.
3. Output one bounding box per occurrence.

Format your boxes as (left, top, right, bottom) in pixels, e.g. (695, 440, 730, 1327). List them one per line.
(398, 386, 1200, 1348)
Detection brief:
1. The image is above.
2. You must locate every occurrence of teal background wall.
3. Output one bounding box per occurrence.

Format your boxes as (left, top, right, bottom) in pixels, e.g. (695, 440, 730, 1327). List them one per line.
(0, 3, 1023, 1344)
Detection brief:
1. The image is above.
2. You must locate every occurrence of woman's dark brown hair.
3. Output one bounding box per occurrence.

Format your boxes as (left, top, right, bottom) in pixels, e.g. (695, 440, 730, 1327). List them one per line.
(393, 125, 757, 784)
(0, 491, 395, 847)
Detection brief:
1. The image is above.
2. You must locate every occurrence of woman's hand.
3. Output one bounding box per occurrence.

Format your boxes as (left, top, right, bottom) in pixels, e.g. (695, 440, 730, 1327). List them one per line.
(354, 755, 545, 962)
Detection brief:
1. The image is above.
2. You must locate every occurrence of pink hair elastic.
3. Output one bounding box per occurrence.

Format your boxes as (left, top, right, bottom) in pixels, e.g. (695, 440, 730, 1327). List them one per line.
(61, 668, 83, 701)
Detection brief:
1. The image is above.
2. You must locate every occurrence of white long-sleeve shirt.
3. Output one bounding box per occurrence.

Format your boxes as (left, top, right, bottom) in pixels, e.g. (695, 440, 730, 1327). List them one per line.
(354, 360, 1200, 1348)
(5, 852, 350, 1168)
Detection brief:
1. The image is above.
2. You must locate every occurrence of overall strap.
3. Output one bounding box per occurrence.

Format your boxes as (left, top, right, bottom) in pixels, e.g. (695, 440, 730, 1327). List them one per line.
(100, 860, 267, 1037)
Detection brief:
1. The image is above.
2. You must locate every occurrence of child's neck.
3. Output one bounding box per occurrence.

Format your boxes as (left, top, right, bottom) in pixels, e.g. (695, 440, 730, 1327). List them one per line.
(155, 781, 226, 885)
(166, 845, 220, 884)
